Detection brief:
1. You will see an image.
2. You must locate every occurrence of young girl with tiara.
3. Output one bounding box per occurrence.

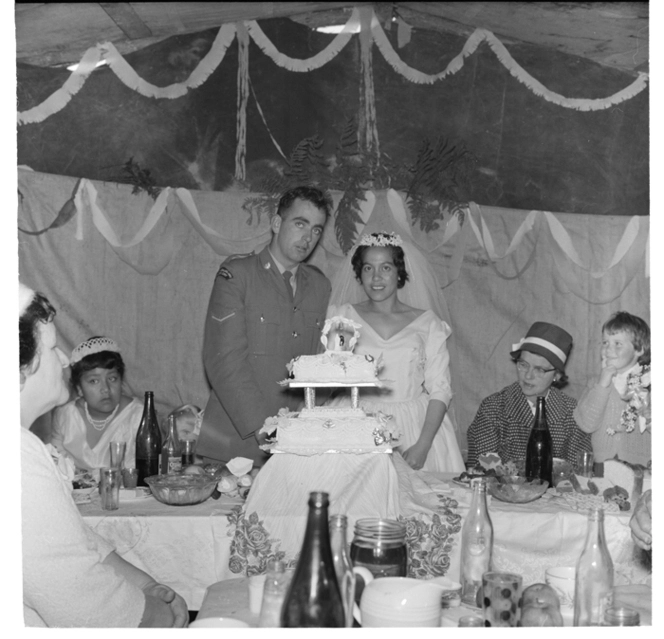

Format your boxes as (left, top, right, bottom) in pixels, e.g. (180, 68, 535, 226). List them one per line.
(51, 336, 143, 474)
(573, 312, 651, 466)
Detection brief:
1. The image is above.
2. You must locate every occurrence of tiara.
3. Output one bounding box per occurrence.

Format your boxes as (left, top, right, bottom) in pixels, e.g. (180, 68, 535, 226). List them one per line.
(358, 232, 403, 248)
(70, 337, 120, 365)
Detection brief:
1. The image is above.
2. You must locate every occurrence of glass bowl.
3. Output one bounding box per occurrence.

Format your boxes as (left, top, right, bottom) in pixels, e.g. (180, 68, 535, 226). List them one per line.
(145, 473, 218, 506)
(487, 475, 549, 503)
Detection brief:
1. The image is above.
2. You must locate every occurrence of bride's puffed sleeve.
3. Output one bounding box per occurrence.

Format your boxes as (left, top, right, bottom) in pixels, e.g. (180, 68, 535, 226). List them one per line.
(423, 313, 453, 407)
(325, 303, 353, 319)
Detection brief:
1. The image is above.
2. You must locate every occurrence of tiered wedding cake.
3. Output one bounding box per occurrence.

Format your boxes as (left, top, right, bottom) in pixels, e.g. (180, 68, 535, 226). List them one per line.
(259, 316, 400, 454)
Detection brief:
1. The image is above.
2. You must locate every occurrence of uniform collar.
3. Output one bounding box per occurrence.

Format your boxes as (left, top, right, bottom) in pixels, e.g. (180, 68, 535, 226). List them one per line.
(267, 248, 299, 277)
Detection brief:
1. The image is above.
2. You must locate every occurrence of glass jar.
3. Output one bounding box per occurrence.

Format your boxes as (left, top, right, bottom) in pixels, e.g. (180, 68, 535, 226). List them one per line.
(349, 518, 407, 580)
(604, 606, 640, 626)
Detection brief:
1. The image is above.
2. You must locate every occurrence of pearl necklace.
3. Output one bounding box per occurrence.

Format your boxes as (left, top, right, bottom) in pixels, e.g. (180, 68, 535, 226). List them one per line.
(84, 401, 120, 431)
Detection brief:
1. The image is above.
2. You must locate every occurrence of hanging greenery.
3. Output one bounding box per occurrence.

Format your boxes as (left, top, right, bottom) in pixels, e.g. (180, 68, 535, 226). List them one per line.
(109, 158, 162, 200)
(243, 120, 475, 252)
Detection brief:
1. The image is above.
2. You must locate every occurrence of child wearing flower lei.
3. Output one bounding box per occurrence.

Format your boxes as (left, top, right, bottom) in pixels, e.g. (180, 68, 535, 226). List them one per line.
(573, 311, 651, 466)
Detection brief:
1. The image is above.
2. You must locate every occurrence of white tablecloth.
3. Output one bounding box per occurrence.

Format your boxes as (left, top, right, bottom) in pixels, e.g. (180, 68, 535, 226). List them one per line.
(78, 493, 243, 609)
(79, 471, 650, 610)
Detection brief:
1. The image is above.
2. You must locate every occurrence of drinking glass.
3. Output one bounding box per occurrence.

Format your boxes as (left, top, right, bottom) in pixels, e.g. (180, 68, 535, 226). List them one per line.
(181, 438, 198, 467)
(109, 441, 127, 470)
(481, 571, 522, 627)
(100, 467, 120, 510)
(122, 467, 138, 488)
(575, 451, 594, 477)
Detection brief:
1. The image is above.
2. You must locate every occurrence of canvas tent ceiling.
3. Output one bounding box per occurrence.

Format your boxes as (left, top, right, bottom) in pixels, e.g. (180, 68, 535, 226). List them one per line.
(16, 2, 648, 74)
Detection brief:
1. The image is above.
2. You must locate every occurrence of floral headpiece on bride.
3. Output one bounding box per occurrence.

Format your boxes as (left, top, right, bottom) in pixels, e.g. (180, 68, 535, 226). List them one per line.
(358, 231, 403, 247)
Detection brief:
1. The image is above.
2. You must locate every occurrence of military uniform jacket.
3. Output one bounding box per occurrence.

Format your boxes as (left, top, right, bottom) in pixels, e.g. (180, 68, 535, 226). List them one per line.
(198, 246, 331, 463)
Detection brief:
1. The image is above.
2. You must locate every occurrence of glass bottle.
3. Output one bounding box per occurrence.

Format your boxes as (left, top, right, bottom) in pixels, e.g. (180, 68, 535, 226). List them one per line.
(160, 414, 182, 475)
(135, 391, 161, 487)
(574, 507, 614, 626)
(525, 396, 553, 486)
(281, 492, 345, 627)
(460, 477, 494, 608)
(329, 514, 355, 628)
(258, 559, 289, 627)
(349, 518, 408, 579)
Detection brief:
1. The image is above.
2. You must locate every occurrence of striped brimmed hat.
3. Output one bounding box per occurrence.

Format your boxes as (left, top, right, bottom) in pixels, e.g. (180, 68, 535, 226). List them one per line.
(510, 321, 573, 371)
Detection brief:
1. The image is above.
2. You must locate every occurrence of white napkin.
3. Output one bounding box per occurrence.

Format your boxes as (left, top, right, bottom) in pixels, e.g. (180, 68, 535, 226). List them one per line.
(227, 457, 253, 477)
(45, 443, 76, 483)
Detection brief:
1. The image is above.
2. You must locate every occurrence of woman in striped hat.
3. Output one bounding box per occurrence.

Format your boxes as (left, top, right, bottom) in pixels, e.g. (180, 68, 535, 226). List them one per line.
(466, 321, 591, 467)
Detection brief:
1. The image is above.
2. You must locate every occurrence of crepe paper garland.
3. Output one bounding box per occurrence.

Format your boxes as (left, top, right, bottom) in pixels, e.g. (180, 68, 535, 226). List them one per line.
(17, 46, 103, 125)
(245, 7, 360, 72)
(100, 23, 237, 100)
(19, 168, 647, 297)
(18, 6, 648, 128)
(235, 22, 250, 181)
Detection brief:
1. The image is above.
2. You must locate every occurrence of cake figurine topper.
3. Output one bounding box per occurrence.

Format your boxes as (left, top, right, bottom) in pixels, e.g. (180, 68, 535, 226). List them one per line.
(321, 316, 362, 352)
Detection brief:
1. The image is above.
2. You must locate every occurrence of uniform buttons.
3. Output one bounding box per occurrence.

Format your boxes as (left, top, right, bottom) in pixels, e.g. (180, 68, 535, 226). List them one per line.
(292, 331, 299, 338)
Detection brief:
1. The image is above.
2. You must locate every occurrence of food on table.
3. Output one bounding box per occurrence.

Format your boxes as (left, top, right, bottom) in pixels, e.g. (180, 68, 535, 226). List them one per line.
(72, 471, 97, 489)
(183, 464, 206, 476)
(520, 601, 564, 626)
(487, 476, 549, 503)
(145, 473, 217, 506)
(521, 583, 561, 609)
(554, 457, 643, 511)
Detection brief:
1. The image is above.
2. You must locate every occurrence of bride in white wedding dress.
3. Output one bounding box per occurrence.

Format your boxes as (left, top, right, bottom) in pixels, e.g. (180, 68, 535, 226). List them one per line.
(327, 231, 464, 473)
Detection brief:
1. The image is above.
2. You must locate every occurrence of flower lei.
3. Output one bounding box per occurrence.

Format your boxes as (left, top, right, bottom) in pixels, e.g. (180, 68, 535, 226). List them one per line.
(609, 364, 651, 435)
(358, 231, 403, 247)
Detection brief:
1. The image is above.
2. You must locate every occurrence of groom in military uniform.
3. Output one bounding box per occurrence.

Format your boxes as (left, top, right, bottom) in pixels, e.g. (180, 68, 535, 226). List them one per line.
(197, 186, 332, 465)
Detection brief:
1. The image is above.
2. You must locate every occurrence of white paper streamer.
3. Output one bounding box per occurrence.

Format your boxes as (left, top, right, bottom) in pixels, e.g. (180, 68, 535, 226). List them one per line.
(82, 180, 171, 247)
(18, 7, 649, 126)
(18, 47, 103, 125)
(466, 202, 645, 280)
(245, 7, 359, 72)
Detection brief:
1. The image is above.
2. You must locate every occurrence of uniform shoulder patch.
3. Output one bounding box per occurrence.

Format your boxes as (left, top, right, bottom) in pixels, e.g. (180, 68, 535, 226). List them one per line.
(217, 252, 254, 279)
(217, 265, 234, 280)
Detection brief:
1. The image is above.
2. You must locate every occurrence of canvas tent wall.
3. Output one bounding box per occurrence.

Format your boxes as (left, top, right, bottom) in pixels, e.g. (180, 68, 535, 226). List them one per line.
(18, 168, 649, 458)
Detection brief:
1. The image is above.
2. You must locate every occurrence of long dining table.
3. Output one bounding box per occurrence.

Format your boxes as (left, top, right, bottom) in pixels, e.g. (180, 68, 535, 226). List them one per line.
(77, 471, 651, 612)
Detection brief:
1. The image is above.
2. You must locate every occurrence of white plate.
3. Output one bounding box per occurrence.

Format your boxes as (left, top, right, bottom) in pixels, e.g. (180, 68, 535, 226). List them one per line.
(72, 487, 95, 504)
(119, 488, 152, 502)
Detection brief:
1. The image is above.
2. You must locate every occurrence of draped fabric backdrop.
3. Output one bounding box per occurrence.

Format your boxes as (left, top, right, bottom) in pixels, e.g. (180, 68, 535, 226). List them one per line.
(18, 169, 649, 459)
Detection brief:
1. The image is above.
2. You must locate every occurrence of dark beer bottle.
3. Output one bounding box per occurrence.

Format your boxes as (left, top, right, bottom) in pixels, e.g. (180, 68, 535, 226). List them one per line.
(281, 492, 345, 627)
(525, 396, 553, 486)
(135, 391, 162, 486)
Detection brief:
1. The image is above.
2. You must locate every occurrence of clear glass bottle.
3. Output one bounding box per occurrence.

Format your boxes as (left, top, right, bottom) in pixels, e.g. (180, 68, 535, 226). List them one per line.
(329, 514, 355, 628)
(525, 396, 553, 486)
(460, 477, 494, 608)
(281, 492, 345, 627)
(135, 391, 161, 486)
(574, 507, 614, 626)
(160, 414, 182, 475)
(258, 559, 289, 627)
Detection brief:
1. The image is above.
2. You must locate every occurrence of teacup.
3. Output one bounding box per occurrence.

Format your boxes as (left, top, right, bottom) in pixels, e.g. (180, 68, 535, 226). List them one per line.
(545, 566, 575, 626)
(355, 577, 447, 627)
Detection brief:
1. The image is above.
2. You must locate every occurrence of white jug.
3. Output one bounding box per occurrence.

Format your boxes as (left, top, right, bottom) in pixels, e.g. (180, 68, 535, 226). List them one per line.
(354, 576, 459, 627)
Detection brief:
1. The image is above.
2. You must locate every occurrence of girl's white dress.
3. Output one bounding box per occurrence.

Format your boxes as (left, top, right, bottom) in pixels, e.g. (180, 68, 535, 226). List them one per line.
(327, 303, 464, 473)
(51, 398, 143, 472)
